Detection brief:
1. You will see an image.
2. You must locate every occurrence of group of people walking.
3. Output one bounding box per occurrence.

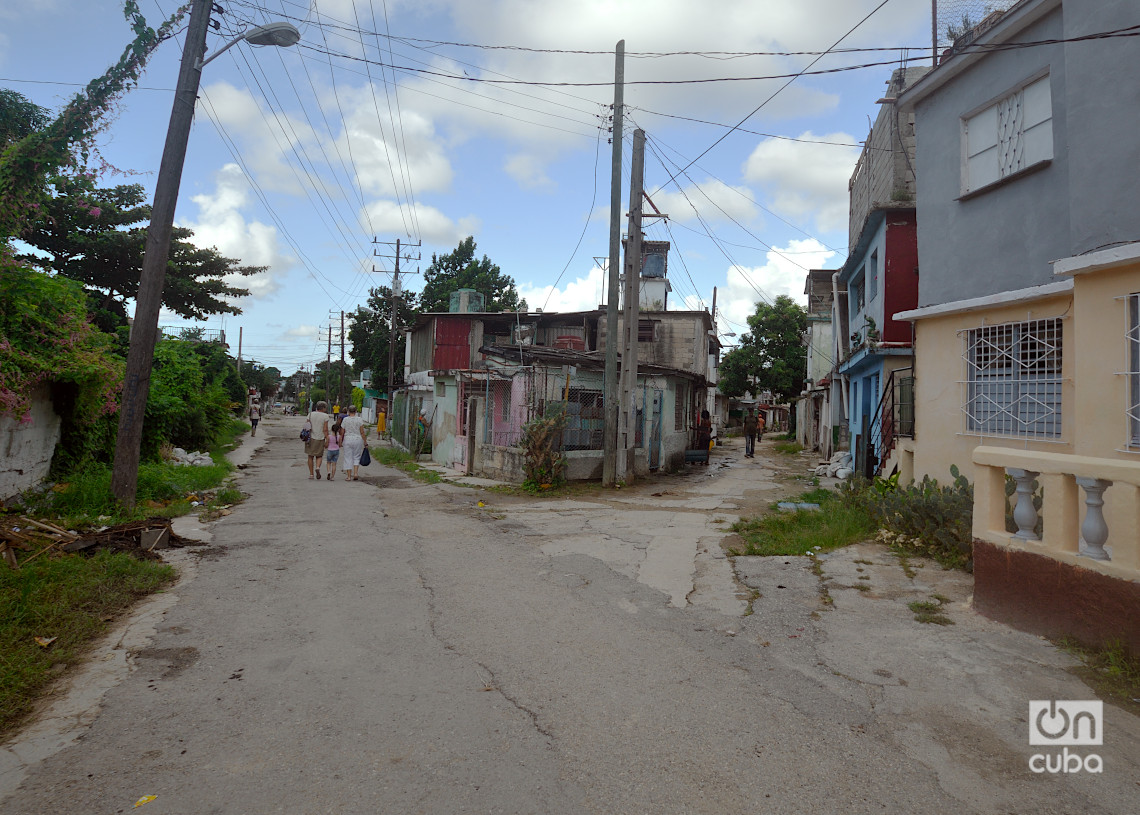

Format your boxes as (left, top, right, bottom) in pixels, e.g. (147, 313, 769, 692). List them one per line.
(303, 401, 369, 482)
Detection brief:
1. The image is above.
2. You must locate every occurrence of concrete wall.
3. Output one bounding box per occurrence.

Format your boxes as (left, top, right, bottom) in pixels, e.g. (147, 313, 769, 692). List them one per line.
(1, 386, 61, 500)
(910, 289, 1074, 484)
(911, 8, 1069, 307)
(1063, 0, 1140, 257)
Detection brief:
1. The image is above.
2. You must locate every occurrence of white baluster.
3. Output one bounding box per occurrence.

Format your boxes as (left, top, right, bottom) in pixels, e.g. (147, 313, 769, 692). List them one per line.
(1006, 468, 1041, 541)
(1075, 477, 1113, 561)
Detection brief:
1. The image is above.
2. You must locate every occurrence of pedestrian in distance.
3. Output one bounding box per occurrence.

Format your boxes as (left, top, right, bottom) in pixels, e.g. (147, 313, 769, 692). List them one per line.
(324, 416, 345, 481)
(339, 404, 369, 481)
(305, 400, 330, 480)
(249, 401, 261, 437)
(757, 410, 766, 444)
(695, 409, 712, 466)
(743, 407, 757, 458)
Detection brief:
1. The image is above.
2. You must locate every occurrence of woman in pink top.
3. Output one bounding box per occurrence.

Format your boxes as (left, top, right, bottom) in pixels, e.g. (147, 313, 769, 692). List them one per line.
(324, 417, 345, 481)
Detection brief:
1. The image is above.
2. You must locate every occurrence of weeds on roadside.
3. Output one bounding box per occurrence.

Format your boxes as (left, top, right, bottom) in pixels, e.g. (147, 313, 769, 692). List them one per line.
(773, 441, 804, 456)
(1055, 638, 1140, 712)
(730, 488, 875, 556)
(0, 550, 175, 735)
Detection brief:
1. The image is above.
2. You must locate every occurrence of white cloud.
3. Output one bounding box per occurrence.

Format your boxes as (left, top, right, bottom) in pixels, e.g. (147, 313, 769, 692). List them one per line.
(283, 324, 321, 341)
(742, 131, 861, 234)
(362, 199, 480, 246)
(180, 164, 296, 300)
(518, 262, 607, 313)
(504, 153, 555, 191)
(715, 239, 837, 334)
(654, 178, 759, 225)
(199, 82, 317, 196)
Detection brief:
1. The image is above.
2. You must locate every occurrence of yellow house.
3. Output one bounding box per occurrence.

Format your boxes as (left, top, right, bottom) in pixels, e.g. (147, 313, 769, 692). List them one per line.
(896, 0, 1140, 650)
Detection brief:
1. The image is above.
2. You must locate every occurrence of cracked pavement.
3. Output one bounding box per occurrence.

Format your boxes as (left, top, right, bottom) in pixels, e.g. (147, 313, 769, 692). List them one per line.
(2, 421, 1137, 814)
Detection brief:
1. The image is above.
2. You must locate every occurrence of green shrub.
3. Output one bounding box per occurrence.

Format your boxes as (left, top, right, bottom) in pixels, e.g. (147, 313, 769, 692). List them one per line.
(841, 466, 973, 571)
(519, 404, 567, 492)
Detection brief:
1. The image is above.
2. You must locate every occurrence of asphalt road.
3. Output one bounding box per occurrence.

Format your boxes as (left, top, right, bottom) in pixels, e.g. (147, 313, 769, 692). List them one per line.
(2, 418, 1137, 814)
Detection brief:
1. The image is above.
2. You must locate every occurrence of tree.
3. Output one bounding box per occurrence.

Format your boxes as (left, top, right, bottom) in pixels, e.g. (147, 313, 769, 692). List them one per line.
(17, 176, 263, 332)
(348, 285, 418, 393)
(242, 361, 282, 404)
(717, 295, 807, 403)
(0, 89, 50, 148)
(419, 236, 526, 313)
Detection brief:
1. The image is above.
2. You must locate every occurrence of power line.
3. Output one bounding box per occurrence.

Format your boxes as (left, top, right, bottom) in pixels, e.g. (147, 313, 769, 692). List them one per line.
(651, 0, 896, 196)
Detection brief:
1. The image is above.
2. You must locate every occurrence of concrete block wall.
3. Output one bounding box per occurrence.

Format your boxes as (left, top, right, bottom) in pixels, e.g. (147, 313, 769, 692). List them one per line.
(1, 386, 61, 501)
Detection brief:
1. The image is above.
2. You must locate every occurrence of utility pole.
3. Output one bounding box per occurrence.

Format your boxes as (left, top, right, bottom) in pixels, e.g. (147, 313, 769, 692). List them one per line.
(111, 0, 212, 506)
(602, 39, 625, 488)
(339, 310, 346, 409)
(373, 237, 421, 413)
(326, 324, 332, 407)
(236, 326, 243, 373)
(620, 128, 646, 482)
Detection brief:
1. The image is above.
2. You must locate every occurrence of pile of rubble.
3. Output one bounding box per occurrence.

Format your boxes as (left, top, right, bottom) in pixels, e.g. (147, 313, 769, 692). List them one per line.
(1, 516, 196, 568)
(814, 451, 853, 479)
(170, 448, 214, 467)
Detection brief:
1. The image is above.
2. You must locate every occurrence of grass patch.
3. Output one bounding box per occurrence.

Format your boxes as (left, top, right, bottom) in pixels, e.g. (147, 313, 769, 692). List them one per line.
(1056, 638, 1140, 713)
(773, 441, 804, 456)
(0, 549, 175, 735)
(908, 597, 954, 625)
(371, 446, 445, 485)
(730, 489, 875, 557)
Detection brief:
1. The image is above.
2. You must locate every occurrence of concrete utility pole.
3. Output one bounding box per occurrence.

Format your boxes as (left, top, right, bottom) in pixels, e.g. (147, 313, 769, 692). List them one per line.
(373, 237, 421, 412)
(620, 128, 646, 482)
(602, 40, 625, 488)
(111, 0, 212, 506)
(339, 310, 346, 409)
(236, 326, 243, 373)
(326, 324, 332, 405)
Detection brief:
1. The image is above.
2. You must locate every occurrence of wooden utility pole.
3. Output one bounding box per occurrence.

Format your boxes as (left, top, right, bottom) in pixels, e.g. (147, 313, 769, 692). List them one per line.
(111, 0, 213, 505)
(620, 128, 646, 482)
(602, 40, 625, 487)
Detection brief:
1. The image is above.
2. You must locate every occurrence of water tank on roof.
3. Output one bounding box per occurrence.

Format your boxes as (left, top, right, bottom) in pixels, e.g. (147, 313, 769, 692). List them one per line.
(449, 288, 485, 313)
(642, 252, 666, 278)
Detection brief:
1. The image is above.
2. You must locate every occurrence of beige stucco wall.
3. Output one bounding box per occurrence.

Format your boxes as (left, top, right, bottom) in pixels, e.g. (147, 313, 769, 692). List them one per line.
(1069, 262, 1140, 460)
(910, 291, 1074, 485)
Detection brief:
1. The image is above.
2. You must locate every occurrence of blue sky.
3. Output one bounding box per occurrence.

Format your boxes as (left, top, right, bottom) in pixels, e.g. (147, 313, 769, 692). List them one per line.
(2, 0, 940, 377)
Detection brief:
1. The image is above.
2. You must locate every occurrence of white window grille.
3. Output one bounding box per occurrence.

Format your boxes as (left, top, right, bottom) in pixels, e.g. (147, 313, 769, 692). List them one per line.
(1127, 293, 1140, 449)
(962, 318, 1062, 439)
(964, 74, 1052, 193)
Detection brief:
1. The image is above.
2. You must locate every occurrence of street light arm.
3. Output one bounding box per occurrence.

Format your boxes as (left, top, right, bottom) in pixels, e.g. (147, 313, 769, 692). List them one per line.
(198, 22, 301, 68)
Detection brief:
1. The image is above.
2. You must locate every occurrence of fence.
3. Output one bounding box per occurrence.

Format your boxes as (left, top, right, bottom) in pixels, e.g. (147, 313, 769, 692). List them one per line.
(934, 1, 1019, 54)
(390, 389, 433, 455)
(472, 368, 663, 459)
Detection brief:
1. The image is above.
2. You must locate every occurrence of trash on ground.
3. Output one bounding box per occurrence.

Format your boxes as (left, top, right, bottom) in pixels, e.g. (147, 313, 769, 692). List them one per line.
(34, 636, 57, 648)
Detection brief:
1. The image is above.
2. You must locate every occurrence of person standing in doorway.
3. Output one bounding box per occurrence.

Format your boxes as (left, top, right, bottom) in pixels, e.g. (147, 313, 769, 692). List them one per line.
(339, 405, 368, 481)
(743, 408, 757, 458)
(305, 400, 330, 480)
(249, 401, 261, 437)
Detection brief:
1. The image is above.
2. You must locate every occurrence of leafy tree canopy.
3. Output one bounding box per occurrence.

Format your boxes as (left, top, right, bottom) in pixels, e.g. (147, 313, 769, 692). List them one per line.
(0, 89, 50, 148)
(419, 236, 526, 313)
(717, 295, 807, 403)
(16, 176, 263, 331)
(348, 284, 418, 394)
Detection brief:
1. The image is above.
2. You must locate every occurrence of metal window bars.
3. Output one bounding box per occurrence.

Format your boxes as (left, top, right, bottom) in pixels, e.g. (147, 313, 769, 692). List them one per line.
(961, 317, 1063, 439)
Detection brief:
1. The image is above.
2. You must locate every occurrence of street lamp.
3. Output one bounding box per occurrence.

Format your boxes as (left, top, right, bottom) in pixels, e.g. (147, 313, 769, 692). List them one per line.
(110, 0, 300, 505)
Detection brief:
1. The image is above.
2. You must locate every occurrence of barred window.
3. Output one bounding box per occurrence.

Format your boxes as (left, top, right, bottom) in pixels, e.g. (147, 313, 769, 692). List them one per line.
(1127, 294, 1140, 449)
(675, 383, 686, 431)
(963, 318, 1062, 438)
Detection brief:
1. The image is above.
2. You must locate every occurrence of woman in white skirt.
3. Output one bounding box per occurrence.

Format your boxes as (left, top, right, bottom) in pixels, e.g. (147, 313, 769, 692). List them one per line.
(338, 405, 368, 481)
